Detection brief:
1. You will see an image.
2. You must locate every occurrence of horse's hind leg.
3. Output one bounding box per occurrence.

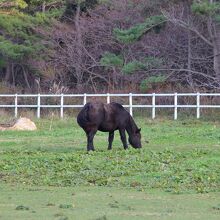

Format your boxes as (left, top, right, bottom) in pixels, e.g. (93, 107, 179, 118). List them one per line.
(119, 128, 128, 150)
(108, 131, 114, 150)
(86, 129, 97, 151)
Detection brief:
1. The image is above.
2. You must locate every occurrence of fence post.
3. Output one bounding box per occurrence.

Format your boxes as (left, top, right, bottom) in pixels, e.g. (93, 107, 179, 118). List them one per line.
(174, 93, 178, 120)
(37, 93, 41, 118)
(60, 93, 64, 118)
(107, 93, 110, 104)
(15, 94, 18, 118)
(83, 93, 87, 105)
(129, 93, 133, 116)
(152, 93, 156, 119)
(196, 92, 200, 119)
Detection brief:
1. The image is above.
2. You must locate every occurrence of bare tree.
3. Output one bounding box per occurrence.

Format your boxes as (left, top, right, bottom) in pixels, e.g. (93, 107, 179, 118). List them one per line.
(162, 0, 220, 88)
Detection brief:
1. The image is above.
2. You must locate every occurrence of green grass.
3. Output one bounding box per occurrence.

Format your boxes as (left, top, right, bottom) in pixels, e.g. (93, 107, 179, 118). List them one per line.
(1, 117, 220, 152)
(1, 184, 220, 220)
(0, 117, 220, 219)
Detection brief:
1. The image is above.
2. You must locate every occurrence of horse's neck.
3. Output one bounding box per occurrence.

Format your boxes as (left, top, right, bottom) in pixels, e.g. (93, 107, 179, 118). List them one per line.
(126, 116, 137, 136)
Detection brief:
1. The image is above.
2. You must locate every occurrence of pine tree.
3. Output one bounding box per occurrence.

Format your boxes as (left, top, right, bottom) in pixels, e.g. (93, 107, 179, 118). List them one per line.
(101, 3, 167, 91)
(0, 0, 60, 89)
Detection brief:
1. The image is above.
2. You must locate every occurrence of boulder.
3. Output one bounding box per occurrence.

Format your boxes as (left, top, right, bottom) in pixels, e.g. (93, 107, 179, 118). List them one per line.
(0, 117, 37, 131)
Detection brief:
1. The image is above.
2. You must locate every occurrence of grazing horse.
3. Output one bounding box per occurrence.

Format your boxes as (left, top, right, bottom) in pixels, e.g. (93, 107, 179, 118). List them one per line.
(77, 102, 142, 151)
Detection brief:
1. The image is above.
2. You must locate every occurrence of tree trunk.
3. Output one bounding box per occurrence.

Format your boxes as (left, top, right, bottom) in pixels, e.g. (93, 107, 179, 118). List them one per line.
(4, 62, 15, 85)
(75, 3, 83, 91)
(187, 3, 193, 87)
(4, 62, 11, 83)
(21, 65, 31, 89)
(213, 24, 220, 79)
(42, 1, 46, 13)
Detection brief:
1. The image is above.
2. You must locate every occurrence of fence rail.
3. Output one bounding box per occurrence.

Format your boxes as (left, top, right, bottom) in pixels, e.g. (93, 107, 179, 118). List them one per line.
(0, 93, 220, 119)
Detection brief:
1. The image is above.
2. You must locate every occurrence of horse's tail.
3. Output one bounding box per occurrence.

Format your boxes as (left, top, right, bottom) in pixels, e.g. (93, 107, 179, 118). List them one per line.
(77, 102, 91, 127)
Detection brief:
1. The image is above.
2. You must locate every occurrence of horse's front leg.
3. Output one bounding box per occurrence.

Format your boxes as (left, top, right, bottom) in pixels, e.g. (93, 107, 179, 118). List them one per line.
(108, 131, 114, 150)
(86, 130, 97, 151)
(119, 128, 128, 150)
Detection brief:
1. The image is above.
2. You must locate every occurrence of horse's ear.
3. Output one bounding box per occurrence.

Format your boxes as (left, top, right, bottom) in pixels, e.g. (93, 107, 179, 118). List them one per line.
(136, 128, 141, 133)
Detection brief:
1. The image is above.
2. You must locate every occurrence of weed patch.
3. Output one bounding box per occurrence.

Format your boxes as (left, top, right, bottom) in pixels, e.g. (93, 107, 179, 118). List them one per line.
(15, 205, 30, 211)
(0, 148, 219, 193)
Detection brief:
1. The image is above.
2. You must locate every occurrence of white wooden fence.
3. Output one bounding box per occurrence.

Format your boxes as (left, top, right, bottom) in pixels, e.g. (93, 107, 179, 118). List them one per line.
(0, 93, 220, 119)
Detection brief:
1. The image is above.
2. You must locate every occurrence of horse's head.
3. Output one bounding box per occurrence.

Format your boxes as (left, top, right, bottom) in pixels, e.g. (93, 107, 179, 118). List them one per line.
(128, 128, 142, 148)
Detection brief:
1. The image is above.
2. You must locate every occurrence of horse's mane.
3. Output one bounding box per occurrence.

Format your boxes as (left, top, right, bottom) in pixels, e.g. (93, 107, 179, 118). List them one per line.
(126, 115, 138, 134)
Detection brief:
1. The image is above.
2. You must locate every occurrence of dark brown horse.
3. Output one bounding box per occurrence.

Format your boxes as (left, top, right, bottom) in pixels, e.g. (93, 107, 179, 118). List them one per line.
(77, 102, 142, 151)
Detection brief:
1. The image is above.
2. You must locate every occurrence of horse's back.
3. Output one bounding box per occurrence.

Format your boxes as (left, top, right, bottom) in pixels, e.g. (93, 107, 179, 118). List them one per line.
(100, 102, 130, 130)
(77, 102, 130, 131)
(108, 102, 124, 109)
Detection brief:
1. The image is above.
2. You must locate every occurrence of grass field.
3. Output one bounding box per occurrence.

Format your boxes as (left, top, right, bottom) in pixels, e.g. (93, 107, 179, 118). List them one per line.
(0, 116, 220, 219)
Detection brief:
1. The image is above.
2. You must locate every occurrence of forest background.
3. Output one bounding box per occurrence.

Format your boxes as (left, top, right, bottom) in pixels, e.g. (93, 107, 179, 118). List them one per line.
(0, 0, 220, 94)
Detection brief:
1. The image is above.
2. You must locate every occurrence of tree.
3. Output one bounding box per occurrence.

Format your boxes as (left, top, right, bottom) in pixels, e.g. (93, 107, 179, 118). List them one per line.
(0, 0, 28, 9)
(99, 0, 168, 91)
(162, 0, 220, 88)
(62, 0, 98, 20)
(23, 0, 64, 13)
(0, 0, 60, 91)
(1, 0, 220, 93)
(192, 0, 220, 79)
